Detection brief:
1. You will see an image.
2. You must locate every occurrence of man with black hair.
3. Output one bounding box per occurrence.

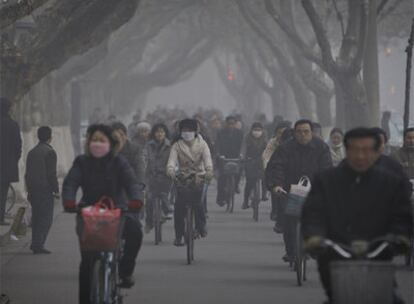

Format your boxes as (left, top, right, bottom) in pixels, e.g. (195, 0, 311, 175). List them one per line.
(112, 122, 145, 183)
(266, 119, 332, 262)
(0, 97, 22, 226)
(371, 126, 392, 155)
(302, 127, 413, 304)
(215, 115, 244, 206)
(392, 127, 414, 179)
(25, 126, 59, 254)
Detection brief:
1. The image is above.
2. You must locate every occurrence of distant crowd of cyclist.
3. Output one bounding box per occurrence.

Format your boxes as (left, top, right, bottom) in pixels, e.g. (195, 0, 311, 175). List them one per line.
(70, 105, 413, 303)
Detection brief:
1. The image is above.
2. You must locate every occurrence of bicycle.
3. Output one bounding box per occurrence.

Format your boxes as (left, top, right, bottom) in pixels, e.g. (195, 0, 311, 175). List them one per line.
(153, 194, 163, 245)
(251, 178, 261, 222)
(67, 199, 127, 304)
(175, 173, 207, 265)
(220, 157, 241, 213)
(320, 238, 397, 304)
(294, 222, 307, 286)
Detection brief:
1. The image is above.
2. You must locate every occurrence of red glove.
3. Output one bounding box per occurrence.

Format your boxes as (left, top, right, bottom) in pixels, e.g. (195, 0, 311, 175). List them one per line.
(63, 200, 76, 212)
(128, 200, 143, 211)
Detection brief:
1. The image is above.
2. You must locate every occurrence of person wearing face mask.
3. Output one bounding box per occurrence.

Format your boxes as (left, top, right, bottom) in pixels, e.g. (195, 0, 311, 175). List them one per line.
(144, 123, 173, 233)
(392, 128, 414, 179)
(62, 124, 145, 303)
(242, 122, 267, 209)
(166, 119, 213, 246)
(328, 128, 345, 167)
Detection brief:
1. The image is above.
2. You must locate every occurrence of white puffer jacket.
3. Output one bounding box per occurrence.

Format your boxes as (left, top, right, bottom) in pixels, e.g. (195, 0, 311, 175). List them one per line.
(166, 135, 213, 177)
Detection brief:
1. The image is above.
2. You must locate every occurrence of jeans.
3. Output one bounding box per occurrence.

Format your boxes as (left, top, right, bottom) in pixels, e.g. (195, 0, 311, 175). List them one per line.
(78, 215, 143, 304)
(29, 191, 54, 250)
(174, 187, 205, 239)
(0, 182, 10, 222)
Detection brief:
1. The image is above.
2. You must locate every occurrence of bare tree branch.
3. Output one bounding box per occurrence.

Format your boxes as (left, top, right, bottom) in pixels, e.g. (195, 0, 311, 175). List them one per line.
(348, 0, 369, 75)
(300, 0, 336, 74)
(261, 0, 324, 68)
(0, 0, 48, 30)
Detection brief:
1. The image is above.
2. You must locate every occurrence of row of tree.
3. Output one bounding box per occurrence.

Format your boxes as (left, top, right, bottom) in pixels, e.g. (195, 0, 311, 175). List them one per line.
(0, 0, 411, 129)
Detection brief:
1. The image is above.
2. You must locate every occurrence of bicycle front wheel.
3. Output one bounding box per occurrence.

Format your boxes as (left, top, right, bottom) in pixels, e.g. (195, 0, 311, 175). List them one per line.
(90, 260, 105, 304)
(295, 222, 305, 286)
(252, 180, 260, 222)
(154, 198, 162, 245)
(186, 207, 194, 264)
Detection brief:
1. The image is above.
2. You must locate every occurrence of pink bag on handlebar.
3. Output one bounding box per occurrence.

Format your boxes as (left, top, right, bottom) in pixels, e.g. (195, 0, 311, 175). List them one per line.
(80, 197, 121, 251)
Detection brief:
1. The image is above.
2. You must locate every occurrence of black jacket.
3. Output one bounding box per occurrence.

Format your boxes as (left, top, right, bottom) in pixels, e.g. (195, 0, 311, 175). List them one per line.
(0, 114, 22, 183)
(216, 128, 243, 159)
(62, 154, 144, 209)
(145, 139, 172, 192)
(265, 137, 332, 190)
(244, 134, 267, 178)
(301, 163, 413, 244)
(25, 142, 59, 194)
(119, 141, 145, 184)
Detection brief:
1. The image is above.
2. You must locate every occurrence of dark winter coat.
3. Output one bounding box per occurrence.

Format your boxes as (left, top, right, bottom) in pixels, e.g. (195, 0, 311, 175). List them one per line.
(62, 154, 144, 209)
(243, 134, 267, 178)
(145, 139, 172, 193)
(391, 147, 414, 179)
(265, 137, 332, 191)
(25, 142, 59, 194)
(301, 162, 413, 244)
(119, 141, 145, 184)
(0, 114, 22, 183)
(216, 128, 244, 159)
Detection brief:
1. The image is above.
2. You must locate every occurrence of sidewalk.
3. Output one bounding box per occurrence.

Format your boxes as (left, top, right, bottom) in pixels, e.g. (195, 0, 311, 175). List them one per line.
(0, 200, 62, 268)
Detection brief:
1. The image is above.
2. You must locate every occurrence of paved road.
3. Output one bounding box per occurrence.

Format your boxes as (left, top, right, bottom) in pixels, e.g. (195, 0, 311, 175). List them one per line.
(1, 185, 413, 304)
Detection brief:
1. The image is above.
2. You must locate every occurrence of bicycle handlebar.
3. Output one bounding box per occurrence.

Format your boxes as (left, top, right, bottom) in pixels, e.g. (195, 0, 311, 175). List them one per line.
(322, 238, 392, 259)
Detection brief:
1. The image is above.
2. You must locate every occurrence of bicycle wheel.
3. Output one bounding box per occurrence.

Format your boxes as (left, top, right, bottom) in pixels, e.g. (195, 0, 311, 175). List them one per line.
(295, 222, 305, 286)
(6, 185, 16, 214)
(228, 177, 235, 213)
(90, 259, 105, 304)
(252, 180, 260, 222)
(154, 198, 162, 245)
(186, 206, 194, 264)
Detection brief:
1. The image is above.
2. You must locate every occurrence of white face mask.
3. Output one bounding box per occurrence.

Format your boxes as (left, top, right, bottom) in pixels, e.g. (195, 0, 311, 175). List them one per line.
(181, 131, 196, 141)
(252, 130, 263, 138)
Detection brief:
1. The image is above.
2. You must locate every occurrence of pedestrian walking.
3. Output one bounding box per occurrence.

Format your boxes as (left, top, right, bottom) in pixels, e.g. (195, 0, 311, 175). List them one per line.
(0, 97, 22, 226)
(25, 126, 59, 254)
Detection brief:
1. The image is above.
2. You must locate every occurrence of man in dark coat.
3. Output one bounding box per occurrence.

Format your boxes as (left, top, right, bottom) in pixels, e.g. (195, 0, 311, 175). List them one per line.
(215, 116, 244, 206)
(112, 122, 146, 184)
(302, 128, 413, 303)
(25, 126, 59, 254)
(0, 97, 22, 225)
(265, 119, 332, 262)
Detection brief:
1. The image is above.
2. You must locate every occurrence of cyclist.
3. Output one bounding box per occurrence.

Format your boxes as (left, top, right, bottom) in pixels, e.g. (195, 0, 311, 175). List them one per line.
(266, 119, 332, 263)
(62, 124, 144, 304)
(302, 128, 413, 304)
(242, 122, 267, 209)
(215, 116, 243, 207)
(145, 123, 173, 233)
(166, 119, 213, 246)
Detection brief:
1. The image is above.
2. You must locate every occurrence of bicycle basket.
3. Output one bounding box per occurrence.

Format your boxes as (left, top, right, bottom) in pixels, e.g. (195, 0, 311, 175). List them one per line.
(223, 161, 239, 175)
(79, 197, 121, 251)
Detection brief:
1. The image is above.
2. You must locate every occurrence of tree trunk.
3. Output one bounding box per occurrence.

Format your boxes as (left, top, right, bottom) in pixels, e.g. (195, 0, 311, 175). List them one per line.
(334, 74, 369, 129)
(363, 0, 380, 126)
(315, 90, 332, 126)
